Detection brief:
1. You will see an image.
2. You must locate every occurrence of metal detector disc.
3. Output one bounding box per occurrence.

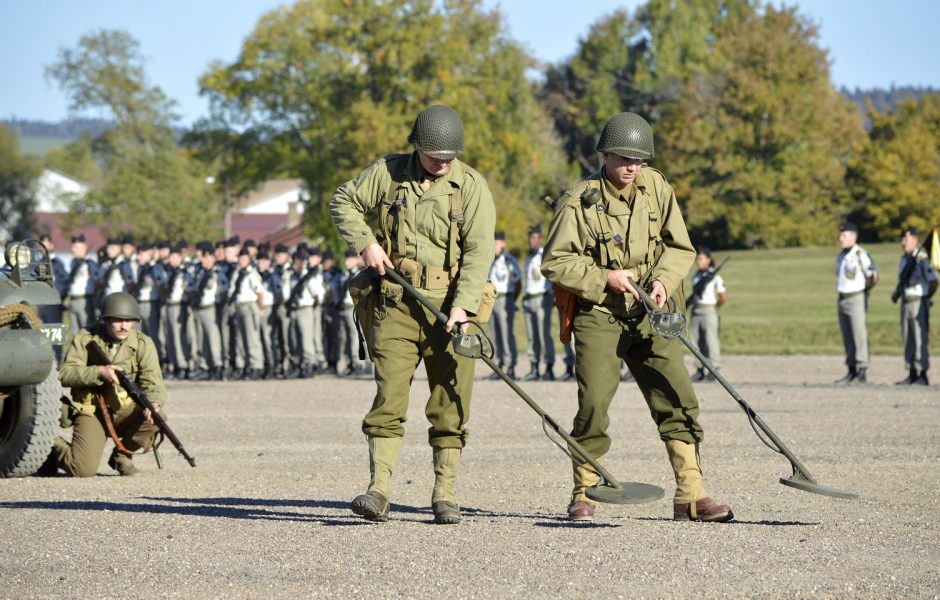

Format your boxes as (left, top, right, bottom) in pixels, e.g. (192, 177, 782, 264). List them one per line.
(586, 482, 665, 505)
(779, 476, 859, 499)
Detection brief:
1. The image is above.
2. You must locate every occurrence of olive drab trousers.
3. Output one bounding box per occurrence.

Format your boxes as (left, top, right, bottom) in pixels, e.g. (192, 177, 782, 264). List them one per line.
(54, 403, 160, 477)
(363, 294, 475, 449)
(571, 306, 704, 458)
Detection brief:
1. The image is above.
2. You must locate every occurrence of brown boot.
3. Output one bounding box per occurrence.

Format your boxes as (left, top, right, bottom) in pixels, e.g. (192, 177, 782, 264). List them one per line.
(665, 439, 733, 523)
(673, 497, 734, 522)
(108, 453, 141, 477)
(431, 448, 461, 524)
(351, 491, 390, 522)
(567, 461, 600, 521)
(567, 501, 596, 521)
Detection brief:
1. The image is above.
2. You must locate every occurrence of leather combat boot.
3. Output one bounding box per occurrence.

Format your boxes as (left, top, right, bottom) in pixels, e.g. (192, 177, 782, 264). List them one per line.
(690, 368, 706, 382)
(351, 437, 401, 522)
(108, 452, 141, 477)
(567, 461, 600, 522)
(541, 364, 555, 381)
(665, 439, 732, 523)
(522, 363, 540, 381)
(431, 448, 462, 524)
(895, 369, 917, 385)
(854, 368, 867, 384)
(561, 366, 575, 381)
(914, 370, 929, 385)
(835, 367, 857, 384)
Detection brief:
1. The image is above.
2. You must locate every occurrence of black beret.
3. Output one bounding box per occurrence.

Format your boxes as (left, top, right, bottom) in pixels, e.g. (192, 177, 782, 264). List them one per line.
(156, 240, 171, 249)
(107, 237, 121, 245)
(243, 238, 257, 248)
(138, 242, 155, 251)
(197, 241, 215, 253)
(322, 249, 334, 260)
(344, 248, 359, 258)
(257, 251, 270, 261)
(275, 243, 290, 254)
(226, 235, 241, 247)
(308, 246, 322, 257)
(697, 246, 712, 257)
(215, 240, 226, 249)
(121, 234, 135, 245)
(170, 244, 185, 254)
(71, 234, 86, 243)
(901, 226, 920, 237)
(528, 224, 542, 236)
(839, 222, 859, 233)
(494, 231, 506, 241)
(238, 247, 250, 257)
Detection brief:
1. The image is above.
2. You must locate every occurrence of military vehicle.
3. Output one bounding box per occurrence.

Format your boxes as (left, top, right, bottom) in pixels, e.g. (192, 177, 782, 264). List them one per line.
(0, 239, 65, 477)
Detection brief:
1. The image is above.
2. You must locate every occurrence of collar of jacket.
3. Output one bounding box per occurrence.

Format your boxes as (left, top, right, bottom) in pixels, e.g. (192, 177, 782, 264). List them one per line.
(589, 167, 650, 217)
(402, 152, 467, 193)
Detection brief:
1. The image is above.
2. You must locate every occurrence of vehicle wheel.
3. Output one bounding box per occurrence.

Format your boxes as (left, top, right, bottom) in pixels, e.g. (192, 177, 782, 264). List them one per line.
(0, 364, 62, 477)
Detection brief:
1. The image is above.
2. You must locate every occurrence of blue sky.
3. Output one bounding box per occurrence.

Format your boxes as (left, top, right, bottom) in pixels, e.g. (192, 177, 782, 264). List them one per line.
(1, 0, 938, 125)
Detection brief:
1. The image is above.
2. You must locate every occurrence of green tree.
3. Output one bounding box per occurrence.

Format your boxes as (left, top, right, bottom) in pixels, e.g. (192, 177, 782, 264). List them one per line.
(847, 93, 940, 238)
(540, 9, 642, 174)
(190, 0, 574, 250)
(44, 136, 104, 186)
(46, 30, 220, 241)
(0, 125, 43, 241)
(654, 4, 864, 248)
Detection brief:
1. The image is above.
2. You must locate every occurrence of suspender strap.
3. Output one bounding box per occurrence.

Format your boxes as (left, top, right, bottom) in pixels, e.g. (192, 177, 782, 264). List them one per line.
(447, 184, 464, 276)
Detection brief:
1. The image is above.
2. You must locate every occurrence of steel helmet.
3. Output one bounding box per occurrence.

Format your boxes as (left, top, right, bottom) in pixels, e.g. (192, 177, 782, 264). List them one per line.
(596, 112, 655, 160)
(408, 105, 464, 160)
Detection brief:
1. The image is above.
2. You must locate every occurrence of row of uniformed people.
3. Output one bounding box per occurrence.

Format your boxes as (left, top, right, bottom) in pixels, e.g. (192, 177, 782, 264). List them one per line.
(45, 233, 369, 380)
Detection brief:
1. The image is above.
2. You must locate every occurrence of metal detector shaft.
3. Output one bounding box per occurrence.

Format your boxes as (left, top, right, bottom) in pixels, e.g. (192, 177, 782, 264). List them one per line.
(634, 288, 817, 484)
(383, 268, 624, 489)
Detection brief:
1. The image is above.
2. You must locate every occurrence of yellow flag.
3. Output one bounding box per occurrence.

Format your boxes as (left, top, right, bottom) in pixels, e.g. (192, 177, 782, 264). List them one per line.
(931, 228, 940, 271)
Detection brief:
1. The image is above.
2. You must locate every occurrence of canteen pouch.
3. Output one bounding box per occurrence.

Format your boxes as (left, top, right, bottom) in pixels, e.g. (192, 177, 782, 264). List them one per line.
(475, 281, 498, 324)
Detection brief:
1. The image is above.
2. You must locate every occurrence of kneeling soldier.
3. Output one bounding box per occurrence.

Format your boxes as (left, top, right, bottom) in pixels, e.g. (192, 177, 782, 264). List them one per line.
(542, 112, 733, 523)
(40, 292, 165, 477)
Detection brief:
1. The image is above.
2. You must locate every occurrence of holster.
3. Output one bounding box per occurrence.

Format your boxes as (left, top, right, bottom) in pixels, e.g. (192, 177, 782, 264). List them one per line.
(554, 287, 578, 344)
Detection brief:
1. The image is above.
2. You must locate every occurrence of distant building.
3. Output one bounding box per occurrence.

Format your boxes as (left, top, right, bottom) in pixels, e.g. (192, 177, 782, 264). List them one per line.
(32, 169, 101, 248)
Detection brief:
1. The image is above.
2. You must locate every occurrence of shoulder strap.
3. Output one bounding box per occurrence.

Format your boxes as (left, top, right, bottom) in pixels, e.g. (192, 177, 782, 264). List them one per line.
(380, 155, 410, 259)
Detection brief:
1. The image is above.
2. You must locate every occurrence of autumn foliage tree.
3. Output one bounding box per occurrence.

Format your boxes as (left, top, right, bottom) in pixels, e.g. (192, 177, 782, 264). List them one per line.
(191, 0, 574, 251)
(847, 93, 940, 239)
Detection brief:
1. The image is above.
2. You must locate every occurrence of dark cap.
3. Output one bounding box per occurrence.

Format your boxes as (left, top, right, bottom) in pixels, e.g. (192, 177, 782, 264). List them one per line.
(274, 243, 290, 254)
(215, 240, 226, 249)
(243, 238, 257, 248)
(528, 224, 542, 236)
(292, 250, 307, 261)
(139, 242, 155, 251)
(170, 244, 184, 254)
(308, 246, 322, 257)
(257, 251, 270, 261)
(178, 238, 189, 247)
(238, 247, 250, 257)
(322, 249, 334, 260)
(344, 248, 359, 258)
(107, 237, 121, 245)
(156, 240, 171, 249)
(901, 226, 920, 237)
(494, 231, 506, 241)
(120, 234, 135, 245)
(226, 236, 240, 247)
(197, 241, 215, 253)
(71, 234, 86, 243)
(38, 233, 52, 242)
(697, 245, 712, 257)
(839, 222, 859, 233)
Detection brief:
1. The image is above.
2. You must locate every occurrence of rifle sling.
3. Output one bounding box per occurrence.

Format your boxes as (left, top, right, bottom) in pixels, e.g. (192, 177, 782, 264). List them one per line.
(95, 392, 131, 455)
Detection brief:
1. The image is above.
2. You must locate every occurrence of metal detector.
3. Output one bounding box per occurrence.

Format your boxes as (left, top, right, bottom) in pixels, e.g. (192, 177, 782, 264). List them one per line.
(383, 268, 664, 504)
(634, 287, 858, 499)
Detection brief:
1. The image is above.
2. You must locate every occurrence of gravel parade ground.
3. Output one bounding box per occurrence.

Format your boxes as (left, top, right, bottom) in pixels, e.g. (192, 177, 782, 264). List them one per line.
(1, 355, 938, 599)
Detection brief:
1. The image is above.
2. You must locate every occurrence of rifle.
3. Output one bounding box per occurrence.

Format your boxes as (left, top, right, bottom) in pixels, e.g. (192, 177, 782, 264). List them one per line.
(686, 256, 731, 307)
(891, 252, 919, 304)
(85, 340, 197, 468)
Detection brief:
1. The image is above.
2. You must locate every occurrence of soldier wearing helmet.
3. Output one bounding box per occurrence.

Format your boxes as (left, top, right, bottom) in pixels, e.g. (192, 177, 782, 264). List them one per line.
(541, 112, 733, 523)
(38, 292, 166, 477)
(330, 104, 496, 525)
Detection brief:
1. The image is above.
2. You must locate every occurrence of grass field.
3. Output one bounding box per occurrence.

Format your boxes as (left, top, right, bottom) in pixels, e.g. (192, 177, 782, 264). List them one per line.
(509, 242, 938, 357)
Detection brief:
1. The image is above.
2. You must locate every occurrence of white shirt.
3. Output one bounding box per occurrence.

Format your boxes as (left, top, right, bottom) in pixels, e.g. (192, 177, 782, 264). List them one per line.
(524, 248, 551, 296)
(294, 267, 326, 307)
(835, 245, 875, 294)
(691, 271, 726, 306)
(67, 258, 94, 297)
(230, 265, 264, 304)
(165, 268, 188, 304)
(488, 253, 520, 295)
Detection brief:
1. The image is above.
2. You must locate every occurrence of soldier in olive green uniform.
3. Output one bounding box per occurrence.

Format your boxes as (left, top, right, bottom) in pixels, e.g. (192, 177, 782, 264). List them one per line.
(542, 112, 733, 523)
(40, 292, 165, 477)
(330, 105, 496, 524)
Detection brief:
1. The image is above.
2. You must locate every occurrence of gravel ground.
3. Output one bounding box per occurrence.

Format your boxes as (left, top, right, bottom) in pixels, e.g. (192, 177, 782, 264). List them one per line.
(1, 354, 938, 599)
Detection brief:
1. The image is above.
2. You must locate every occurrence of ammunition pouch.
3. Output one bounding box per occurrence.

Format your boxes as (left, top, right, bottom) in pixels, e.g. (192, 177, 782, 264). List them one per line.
(59, 396, 77, 429)
(396, 257, 456, 291)
(475, 281, 498, 324)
